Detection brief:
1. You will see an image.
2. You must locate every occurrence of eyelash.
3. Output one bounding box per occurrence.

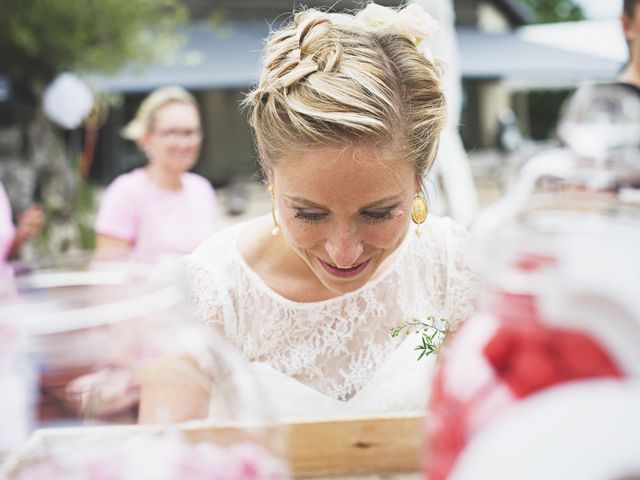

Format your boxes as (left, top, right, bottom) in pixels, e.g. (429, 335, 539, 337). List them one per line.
(362, 210, 394, 223)
(294, 210, 327, 223)
(294, 210, 394, 224)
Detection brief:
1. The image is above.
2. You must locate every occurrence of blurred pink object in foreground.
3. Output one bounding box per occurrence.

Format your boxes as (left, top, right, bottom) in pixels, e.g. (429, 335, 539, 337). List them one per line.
(11, 434, 288, 480)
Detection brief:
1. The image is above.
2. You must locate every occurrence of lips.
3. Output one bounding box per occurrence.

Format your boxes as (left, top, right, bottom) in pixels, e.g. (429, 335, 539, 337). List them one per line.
(318, 258, 370, 279)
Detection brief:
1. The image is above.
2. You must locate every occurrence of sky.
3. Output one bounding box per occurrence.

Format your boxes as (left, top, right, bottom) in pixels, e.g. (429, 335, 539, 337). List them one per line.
(517, 0, 627, 62)
(574, 0, 622, 19)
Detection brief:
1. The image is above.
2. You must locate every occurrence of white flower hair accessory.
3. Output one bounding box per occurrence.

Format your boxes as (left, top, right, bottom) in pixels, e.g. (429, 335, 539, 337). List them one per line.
(356, 2, 440, 48)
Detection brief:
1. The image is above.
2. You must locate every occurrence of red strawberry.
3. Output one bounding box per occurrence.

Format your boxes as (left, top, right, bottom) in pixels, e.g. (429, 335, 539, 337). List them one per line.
(503, 345, 560, 397)
(553, 331, 623, 380)
(483, 327, 517, 372)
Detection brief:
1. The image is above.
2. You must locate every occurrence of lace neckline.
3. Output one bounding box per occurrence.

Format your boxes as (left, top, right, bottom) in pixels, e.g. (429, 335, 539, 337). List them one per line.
(231, 220, 416, 309)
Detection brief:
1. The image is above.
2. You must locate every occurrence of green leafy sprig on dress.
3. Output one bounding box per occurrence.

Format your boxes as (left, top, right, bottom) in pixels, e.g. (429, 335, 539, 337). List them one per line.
(390, 316, 448, 360)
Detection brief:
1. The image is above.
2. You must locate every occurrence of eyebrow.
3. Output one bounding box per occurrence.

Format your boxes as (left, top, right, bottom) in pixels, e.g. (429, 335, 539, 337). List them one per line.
(285, 194, 404, 210)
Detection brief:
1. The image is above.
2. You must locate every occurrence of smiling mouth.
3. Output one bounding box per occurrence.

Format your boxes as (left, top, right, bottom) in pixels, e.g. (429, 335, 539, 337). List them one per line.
(318, 258, 370, 279)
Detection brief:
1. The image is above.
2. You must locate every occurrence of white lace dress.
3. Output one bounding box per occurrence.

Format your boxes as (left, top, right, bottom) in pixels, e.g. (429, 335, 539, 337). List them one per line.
(184, 215, 478, 420)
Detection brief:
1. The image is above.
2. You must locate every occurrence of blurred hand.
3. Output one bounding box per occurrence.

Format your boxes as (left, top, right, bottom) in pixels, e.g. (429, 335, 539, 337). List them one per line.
(66, 367, 140, 419)
(15, 204, 44, 244)
(139, 354, 212, 424)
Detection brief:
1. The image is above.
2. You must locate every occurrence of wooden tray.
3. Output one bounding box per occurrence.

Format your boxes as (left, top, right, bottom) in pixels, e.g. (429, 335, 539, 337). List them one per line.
(2, 414, 424, 479)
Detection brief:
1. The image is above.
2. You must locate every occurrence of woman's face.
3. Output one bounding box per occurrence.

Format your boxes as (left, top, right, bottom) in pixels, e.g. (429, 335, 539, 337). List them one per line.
(272, 144, 417, 296)
(142, 102, 202, 175)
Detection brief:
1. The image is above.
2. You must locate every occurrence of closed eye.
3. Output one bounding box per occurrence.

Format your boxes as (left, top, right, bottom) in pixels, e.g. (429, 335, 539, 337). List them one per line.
(294, 209, 327, 223)
(361, 209, 394, 223)
(294, 207, 398, 224)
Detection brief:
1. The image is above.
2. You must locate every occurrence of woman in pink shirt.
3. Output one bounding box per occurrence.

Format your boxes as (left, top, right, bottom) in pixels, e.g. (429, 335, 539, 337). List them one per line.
(94, 86, 220, 261)
(1, 182, 43, 262)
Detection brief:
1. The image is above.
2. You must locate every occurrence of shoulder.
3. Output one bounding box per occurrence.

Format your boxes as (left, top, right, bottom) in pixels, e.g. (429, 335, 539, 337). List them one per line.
(415, 215, 478, 325)
(429, 214, 467, 236)
(188, 214, 273, 264)
(104, 169, 146, 196)
(183, 222, 252, 331)
(419, 215, 469, 252)
(236, 214, 278, 267)
(613, 82, 640, 98)
(187, 221, 246, 266)
(183, 223, 245, 309)
(408, 214, 476, 286)
(183, 172, 215, 192)
(98, 170, 146, 213)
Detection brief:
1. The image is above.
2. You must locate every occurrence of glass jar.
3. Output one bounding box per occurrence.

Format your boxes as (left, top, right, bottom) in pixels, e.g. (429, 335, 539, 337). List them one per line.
(0, 256, 288, 479)
(425, 84, 640, 480)
(426, 223, 640, 480)
(0, 324, 32, 461)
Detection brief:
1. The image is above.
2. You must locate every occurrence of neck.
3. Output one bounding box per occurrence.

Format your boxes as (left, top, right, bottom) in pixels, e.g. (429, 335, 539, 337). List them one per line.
(272, 230, 316, 278)
(620, 56, 640, 87)
(269, 226, 339, 301)
(145, 164, 183, 190)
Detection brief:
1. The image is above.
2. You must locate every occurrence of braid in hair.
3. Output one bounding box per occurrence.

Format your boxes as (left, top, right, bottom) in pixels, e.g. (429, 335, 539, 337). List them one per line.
(244, 5, 446, 182)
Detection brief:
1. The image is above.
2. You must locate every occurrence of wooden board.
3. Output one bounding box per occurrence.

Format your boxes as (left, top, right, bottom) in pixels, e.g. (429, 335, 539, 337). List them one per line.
(287, 415, 423, 477)
(183, 413, 424, 477)
(3, 414, 424, 479)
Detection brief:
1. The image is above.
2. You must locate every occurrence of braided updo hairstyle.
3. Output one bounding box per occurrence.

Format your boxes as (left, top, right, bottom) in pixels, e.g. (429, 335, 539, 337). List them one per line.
(244, 5, 447, 183)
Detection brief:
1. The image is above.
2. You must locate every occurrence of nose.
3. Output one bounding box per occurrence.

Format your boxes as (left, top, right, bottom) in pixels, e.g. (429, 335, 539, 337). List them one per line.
(324, 225, 364, 268)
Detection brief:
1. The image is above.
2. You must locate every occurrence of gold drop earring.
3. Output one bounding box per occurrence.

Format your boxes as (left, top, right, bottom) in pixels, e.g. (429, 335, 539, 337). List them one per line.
(411, 192, 428, 237)
(268, 185, 281, 237)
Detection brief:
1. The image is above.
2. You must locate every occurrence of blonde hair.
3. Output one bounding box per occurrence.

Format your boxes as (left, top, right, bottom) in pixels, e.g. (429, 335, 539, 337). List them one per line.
(243, 5, 447, 181)
(122, 86, 199, 141)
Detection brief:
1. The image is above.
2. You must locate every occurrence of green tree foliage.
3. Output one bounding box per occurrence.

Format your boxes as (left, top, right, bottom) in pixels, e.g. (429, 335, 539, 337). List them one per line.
(515, 0, 585, 23)
(0, 0, 188, 91)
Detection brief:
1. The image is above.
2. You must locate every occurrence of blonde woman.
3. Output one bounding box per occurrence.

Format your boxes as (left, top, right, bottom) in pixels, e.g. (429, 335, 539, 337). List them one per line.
(94, 86, 220, 261)
(140, 4, 478, 423)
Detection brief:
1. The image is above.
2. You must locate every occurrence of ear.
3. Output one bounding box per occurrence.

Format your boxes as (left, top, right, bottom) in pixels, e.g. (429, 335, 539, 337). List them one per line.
(413, 175, 423, 195)
(138, 132, 153, 155)
(262, 163, 274, 186)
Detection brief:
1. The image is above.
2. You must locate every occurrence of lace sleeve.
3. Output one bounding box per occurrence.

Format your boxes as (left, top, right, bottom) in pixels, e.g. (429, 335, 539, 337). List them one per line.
(443, 220, 480, 327)
(183, 256, 228, 336)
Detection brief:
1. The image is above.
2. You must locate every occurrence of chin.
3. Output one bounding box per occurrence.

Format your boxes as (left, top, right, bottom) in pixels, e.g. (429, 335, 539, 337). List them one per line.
(318, 271, 373, 296)
(320, 281, 361, 296)
(328, 281, 368, 295)
(171, 158, 197, 171)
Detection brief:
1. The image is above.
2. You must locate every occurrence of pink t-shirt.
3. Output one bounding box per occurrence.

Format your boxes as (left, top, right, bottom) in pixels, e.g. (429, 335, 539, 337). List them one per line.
(0, 183, 16, 261)
(95, 169, 220, 261)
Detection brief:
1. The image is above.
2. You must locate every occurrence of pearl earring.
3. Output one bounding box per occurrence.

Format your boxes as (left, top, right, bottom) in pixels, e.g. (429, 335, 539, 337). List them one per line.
(268, 185, 280, 237)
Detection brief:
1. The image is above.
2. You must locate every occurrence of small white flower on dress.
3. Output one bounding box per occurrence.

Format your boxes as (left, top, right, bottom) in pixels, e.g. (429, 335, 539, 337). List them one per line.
(356, 2, 439, 47)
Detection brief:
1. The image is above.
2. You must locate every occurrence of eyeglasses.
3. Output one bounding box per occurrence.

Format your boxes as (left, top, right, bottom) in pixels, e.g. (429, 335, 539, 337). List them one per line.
(152, 128, 202, 141)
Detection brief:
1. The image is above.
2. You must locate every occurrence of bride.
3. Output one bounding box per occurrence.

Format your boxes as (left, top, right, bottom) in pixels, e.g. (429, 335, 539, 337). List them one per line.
(139, 3, 478, 422)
